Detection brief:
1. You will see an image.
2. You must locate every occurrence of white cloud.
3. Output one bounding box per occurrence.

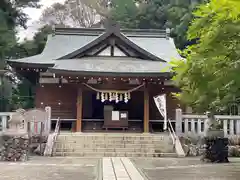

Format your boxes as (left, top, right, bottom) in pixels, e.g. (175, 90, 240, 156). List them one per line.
(18, 0, 66, 41)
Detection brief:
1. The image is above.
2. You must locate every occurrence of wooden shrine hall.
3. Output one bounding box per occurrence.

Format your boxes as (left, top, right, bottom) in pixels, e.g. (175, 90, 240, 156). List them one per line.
(7, 20, 182, 133)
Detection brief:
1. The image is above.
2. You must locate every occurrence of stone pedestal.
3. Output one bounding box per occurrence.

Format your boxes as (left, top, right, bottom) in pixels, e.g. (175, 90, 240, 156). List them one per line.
(201, 112, 229, 163)
(202, 137, 229, 163)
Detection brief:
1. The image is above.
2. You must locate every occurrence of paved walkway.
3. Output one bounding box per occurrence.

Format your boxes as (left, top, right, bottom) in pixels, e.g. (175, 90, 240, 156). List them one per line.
(0, 157, 240, 180)
(102, 157, 144, 180)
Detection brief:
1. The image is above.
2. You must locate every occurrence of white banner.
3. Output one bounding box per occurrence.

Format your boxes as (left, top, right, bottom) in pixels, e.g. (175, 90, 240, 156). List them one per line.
(153, 94, 167, 130)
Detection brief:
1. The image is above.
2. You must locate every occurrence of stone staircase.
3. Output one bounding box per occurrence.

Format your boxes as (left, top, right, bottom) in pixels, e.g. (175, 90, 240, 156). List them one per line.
(53, 133, 177, 157)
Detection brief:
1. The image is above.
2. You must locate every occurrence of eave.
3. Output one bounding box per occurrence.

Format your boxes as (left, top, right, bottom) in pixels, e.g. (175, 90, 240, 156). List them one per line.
(48, 68, 173, 78)
(7, 61, 55, 69)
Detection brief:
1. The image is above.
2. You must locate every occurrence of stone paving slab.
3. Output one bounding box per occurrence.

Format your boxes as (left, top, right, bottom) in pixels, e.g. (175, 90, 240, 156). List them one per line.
(131, 157, 240, 180)
(0, 157, 100, 180)
(102, 157, 145, 180)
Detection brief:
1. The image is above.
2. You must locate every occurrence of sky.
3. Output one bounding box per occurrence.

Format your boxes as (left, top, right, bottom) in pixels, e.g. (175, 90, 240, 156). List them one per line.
(18, 0, 65, 40)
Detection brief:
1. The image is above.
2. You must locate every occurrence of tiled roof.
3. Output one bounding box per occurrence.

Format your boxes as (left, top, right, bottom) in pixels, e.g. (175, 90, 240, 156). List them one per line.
(8, 27, 182, 74)
(50, 57, 171, 74)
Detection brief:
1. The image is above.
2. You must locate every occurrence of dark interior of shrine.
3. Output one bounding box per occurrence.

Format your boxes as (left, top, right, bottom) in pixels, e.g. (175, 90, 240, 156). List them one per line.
(85, 91, 144, 120)
(51, 90, 165, 132)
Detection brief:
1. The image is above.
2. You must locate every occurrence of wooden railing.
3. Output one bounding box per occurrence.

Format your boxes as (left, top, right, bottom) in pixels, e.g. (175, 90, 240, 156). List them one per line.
(175, 109, 240, 137)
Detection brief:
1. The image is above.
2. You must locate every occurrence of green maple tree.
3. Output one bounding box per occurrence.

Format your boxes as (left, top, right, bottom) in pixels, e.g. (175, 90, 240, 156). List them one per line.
(172, 0, 240, 113)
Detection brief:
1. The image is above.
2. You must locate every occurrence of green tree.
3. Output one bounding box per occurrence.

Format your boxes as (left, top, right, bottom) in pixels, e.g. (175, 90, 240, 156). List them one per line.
(110, 0, 169, 29)
(110, 0, 205, 49)
(172, 0, 240, 113)
(0, 0, 40, 111)
(0, 0, 40, 61)
(81, 0, 206, 49)
(14, 25, 52, 58)
(167, 0, 207, 49)
(9, 25, 52, 110)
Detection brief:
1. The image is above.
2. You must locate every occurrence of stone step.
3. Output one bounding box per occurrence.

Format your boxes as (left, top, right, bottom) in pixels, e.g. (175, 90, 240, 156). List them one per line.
(56, 140, 170, 144)
(55, 144, 172, 150)
(54, 151, 178, 157)
(54, 143, 171, 149)
(58, 133, 168, 137)
(54, 133, 175, 157)
(55, 147, 158, 153)
(57, 138, 168, 142)
(57, 135, 168, 141)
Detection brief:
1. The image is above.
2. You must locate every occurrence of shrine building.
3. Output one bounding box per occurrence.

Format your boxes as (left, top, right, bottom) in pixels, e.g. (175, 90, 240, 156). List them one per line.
(7, 21, 182, 133)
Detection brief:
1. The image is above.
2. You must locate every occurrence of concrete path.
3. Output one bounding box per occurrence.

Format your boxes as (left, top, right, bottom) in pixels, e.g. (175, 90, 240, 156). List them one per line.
(102, 157, 145, 180)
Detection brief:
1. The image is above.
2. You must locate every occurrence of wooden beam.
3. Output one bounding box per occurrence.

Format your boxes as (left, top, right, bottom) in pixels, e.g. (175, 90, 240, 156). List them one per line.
(76, 88, 83, 132)
(144, 84, 149, 133)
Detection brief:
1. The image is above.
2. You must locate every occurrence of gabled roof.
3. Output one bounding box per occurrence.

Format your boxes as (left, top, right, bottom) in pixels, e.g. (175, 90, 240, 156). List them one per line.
(7, 21, 182, 76)
(57, 29, 166, 62)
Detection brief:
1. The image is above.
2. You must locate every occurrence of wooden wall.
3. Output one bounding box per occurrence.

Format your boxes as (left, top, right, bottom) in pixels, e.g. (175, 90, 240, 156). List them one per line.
(35, 84, 77, 119)
(35, 84, 180, 120)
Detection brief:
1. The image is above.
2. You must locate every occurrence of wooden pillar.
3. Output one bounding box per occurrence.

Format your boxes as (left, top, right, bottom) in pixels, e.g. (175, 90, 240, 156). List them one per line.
(76, 88, 83, 132)
(144, 85, 149, 133)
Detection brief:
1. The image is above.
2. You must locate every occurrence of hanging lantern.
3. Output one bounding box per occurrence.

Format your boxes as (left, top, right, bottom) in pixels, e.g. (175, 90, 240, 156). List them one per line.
(96, 92, 100, 100)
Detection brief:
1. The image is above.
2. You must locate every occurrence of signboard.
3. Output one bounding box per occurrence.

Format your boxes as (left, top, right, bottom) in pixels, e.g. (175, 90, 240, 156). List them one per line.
(112, 111, 120, 121)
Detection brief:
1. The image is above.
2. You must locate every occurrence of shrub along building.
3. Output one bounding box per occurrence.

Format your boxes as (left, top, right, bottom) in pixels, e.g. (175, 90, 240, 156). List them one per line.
(7, 20, 182, 133)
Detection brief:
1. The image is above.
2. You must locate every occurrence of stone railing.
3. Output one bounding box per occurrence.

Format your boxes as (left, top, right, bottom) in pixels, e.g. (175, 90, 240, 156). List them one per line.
(175, 109, 240, 137)
(0, 112, 13, 131)
(0, 107, 51, 135)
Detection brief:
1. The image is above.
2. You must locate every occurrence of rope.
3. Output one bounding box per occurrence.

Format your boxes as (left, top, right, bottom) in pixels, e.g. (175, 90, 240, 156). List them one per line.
(82, 82, 145, 93)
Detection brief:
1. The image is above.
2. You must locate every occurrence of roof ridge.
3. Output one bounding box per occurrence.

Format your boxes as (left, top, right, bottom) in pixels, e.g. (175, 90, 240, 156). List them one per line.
(54, 27, 168, 37)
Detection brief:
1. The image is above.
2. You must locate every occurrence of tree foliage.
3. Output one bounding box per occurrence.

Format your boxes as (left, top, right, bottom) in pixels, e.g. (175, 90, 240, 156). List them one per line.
(14, 25, 52, 58)
(172, 0, 240, 113)
(109, 0, 205, 49)
(9, 26, 53, 110)
(0, 0, 40, 62)
(39, 0, 102, 28)
(0, 0, 40, 111)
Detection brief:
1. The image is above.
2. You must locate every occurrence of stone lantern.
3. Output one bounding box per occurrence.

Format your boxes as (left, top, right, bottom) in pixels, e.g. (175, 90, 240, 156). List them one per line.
(201, 111, 229, 163)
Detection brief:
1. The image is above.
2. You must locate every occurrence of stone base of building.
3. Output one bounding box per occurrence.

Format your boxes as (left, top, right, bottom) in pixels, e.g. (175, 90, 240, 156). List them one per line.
(0, 133, 29, 161)
(201, 137, 229, 163)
